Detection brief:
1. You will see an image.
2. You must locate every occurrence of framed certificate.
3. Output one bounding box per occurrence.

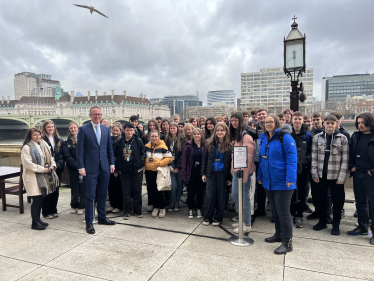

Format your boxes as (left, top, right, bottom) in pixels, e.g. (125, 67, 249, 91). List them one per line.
(233, 146, 247, 169)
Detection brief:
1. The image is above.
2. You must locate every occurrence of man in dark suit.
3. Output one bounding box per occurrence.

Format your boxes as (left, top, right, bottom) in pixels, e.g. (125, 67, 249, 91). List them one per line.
(77, 106, 116, 234)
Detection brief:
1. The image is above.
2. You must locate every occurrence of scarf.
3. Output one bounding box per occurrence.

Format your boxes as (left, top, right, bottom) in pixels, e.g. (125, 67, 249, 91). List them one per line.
(27, 140, 59, 196)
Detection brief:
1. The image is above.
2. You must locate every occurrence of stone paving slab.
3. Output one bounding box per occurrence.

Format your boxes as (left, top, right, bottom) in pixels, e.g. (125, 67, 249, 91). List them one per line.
(0, 227, 91, 264)
(285, 236, 374, 280)
(0, 256, 40, 281)
(19, 266, 107, 281)
(150, 249, 284, 281)
(0, 219, 28, 237)
(46, 236, 176, 281)
(283, 267, 366, 281)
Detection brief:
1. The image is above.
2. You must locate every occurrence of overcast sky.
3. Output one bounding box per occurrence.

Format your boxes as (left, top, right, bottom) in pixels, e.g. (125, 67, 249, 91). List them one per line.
(0, 0, 373, 104)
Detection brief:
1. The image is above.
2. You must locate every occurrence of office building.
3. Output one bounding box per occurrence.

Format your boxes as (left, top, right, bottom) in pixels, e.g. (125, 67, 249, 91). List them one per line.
(159, 95, 202, 116)
(14, 72, 61, 100)
(322, 73, 374, 103)
(207, 90, 235, 106)
(183, 102, 234, 121)
(240, 67, 314, 113)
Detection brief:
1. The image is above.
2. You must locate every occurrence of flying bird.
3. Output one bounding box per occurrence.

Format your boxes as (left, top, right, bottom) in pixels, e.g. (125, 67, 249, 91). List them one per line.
(73, 4, 109, 18)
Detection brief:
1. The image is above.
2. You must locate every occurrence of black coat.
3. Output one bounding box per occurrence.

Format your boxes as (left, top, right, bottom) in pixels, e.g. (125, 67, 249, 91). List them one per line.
(43, 135, 65, 175)
(349, 130, 374, 174)
(201, 140, 231, 182)
(62, 135, 78, 171)
(290, 123, 312, 168)
(166, 136, 185, 169)
(114, 134, 146, 174)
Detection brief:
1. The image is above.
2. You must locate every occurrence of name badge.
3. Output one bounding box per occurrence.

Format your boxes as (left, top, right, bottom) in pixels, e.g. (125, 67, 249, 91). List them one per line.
(149, 158, 154, 162)
(214, 158, 221, 162)
(325, 150, 330, 152)
(357, 155, 361, 158)
(195, 161, 200, 166)
(262, 155, 268, 159)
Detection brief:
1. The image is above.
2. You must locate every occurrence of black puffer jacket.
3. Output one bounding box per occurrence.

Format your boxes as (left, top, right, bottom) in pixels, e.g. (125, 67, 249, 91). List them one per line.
(201, 139, 231, 182)
(290, 123, 312, 168)
(349, 130, 374, 173)
(62, 135, 78, 171)
(43, 135, 65, 175)
(166, 136, 185, 169)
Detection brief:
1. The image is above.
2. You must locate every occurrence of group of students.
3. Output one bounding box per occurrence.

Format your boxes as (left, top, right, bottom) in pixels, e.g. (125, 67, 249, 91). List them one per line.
(19, 106, 374, 255)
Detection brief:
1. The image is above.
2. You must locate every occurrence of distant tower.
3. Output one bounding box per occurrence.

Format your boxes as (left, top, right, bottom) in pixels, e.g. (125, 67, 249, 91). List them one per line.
(54, 83, 62, 100)
(196, 89, 199, 101)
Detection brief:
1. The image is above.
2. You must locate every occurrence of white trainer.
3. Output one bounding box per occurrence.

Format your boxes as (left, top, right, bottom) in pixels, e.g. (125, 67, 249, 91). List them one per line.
(151, 208, 159, 217)
(197, 210, 203, 219)
(77, 209, 84, 215)
(188, 210, 193, 219)
(234, 224, 252, 234)
(70, 208, 77, 214)
(112, 208, 121, 213)
(106, 207, 114, 212)
(159, 209, 166, 218)
(147, 205, 154, 212)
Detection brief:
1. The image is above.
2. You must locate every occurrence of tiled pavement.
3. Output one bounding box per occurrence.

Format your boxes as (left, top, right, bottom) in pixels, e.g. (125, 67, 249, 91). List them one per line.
(0, 181, 373, 281)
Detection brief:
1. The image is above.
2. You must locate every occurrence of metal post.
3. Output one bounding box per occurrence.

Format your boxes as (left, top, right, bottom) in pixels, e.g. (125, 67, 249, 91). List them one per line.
(229, 169, 254, 246)
(83, 200, 98, 224)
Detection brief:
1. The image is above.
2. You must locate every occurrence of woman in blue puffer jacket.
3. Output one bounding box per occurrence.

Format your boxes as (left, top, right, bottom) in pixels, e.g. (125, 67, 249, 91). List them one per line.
(257, 115, 297, 255)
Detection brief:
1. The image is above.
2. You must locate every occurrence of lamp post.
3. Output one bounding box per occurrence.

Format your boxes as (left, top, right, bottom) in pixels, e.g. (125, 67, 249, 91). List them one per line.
(284, 16, 307, 112)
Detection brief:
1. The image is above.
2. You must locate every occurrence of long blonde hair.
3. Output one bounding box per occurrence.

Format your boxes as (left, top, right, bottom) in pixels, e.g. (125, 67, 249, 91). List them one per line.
(184, 123, 194, 142)
(68, 122, 79, 147)
(165, 122, 182, 151)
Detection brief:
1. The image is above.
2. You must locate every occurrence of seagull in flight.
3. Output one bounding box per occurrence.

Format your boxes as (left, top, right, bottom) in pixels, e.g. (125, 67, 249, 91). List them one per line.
(73, 4, 109, 18)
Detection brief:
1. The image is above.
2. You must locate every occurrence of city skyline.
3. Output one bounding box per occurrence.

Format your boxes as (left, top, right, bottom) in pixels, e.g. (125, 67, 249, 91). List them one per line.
(0, 1, 374, 104)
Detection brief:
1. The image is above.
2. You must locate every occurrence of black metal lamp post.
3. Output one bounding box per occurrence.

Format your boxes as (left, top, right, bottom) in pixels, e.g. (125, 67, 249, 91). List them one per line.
(284, 16, 307, 112)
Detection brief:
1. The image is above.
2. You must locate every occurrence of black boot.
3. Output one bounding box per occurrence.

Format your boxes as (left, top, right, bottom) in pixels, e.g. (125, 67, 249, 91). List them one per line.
(331, 224, 340, 235)
(265, 234, 282, 243)
(274, 239, 293, 255)
(37, 196, 48, 227)
(31, 196, 46, 230)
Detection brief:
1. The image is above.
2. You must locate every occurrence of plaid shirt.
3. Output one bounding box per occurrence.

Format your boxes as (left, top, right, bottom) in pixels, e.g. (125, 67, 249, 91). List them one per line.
(311, 132, 349, 183)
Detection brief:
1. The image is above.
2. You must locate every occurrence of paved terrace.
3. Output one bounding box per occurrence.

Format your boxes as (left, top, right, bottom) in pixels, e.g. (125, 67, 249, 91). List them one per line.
(0, 181, 373, 281)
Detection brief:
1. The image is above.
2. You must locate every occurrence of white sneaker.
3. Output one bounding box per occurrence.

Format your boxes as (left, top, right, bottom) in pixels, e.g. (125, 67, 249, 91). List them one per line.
(112, 208, 121, 213)
(232, 223, 238, 228)
(197, 210, 202, 219)
(234, 224, 252, 234)
(147, 205, 154, 212)
(159, 209, 166, 218)
(188, 210, 193, 219)
(70, 208, 77, 214)
(107, 207, 114, 212)
(212, 220, 220, 226)
(231, 216, 238, 222)
(77, 209, 84, 215)
(152, 208, 159, 217)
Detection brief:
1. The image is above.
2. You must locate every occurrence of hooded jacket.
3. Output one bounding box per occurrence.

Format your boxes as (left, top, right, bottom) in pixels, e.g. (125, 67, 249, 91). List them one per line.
(257, 125, 298, 191)
(181, 140, 205, 184)
(311, 129, 349, 182)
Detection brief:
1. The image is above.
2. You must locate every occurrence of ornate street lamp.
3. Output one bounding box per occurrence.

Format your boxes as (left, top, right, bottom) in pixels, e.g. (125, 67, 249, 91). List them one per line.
(284, 16, 307, 112)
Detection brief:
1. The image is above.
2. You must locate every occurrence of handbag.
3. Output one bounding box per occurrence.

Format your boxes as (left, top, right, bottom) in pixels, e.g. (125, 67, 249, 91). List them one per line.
(156, 166, 172, 191)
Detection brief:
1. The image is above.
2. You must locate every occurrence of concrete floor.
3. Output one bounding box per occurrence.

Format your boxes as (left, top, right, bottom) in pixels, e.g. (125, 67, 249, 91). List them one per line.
(0, 182, 373, 281)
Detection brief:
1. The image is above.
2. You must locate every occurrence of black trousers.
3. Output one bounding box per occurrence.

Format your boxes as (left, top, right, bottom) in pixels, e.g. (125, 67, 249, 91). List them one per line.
(42, 187, 59, 216)
(265, 189, 293, 242)
(69, 169, 86, 209)
(291, 168, 309, 218)
(108, 173, 123, 210)
(255, 162, 266, 212)
(31, 195, 43, 222)
(204, 171, 226, 222)
(353, 170, 374, 232)
(315, 176, 345, 225)
(145, 170, 166, 209)
(187, 165, 205, 210)
(120, 171, 143, 215)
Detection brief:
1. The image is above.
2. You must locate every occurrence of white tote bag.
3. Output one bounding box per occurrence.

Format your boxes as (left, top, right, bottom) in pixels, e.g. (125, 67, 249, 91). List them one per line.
(156, 166, 172, 191)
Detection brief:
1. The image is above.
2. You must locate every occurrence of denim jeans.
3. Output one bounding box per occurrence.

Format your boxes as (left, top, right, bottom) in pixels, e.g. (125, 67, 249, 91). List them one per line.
(232, 171, 252, 225)
(170, 162, 183, 203)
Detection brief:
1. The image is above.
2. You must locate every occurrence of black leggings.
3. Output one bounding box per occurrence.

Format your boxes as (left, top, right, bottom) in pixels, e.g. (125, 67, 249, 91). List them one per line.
(31, 195, 43, 222)
(187, 165, 205, 210)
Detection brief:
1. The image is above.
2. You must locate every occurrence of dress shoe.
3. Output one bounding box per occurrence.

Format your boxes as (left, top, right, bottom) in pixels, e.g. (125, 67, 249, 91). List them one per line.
(31, 221, 46, 230)
(304, 205, 313, 213)
(265, 234, 282, 243)
(98, 218, 116, 225)
(274, 239, 293, 255)
(331, 225, 340, 236)
(86, 223, 95, 234)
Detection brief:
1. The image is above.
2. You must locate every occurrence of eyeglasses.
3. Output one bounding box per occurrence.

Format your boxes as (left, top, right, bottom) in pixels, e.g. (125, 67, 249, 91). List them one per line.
(265, 121, 274, 124)
(91, 114, 102, 117)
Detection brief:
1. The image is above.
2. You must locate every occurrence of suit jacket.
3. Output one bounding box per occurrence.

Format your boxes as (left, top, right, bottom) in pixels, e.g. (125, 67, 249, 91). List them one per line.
(76, 122, 114, 174)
